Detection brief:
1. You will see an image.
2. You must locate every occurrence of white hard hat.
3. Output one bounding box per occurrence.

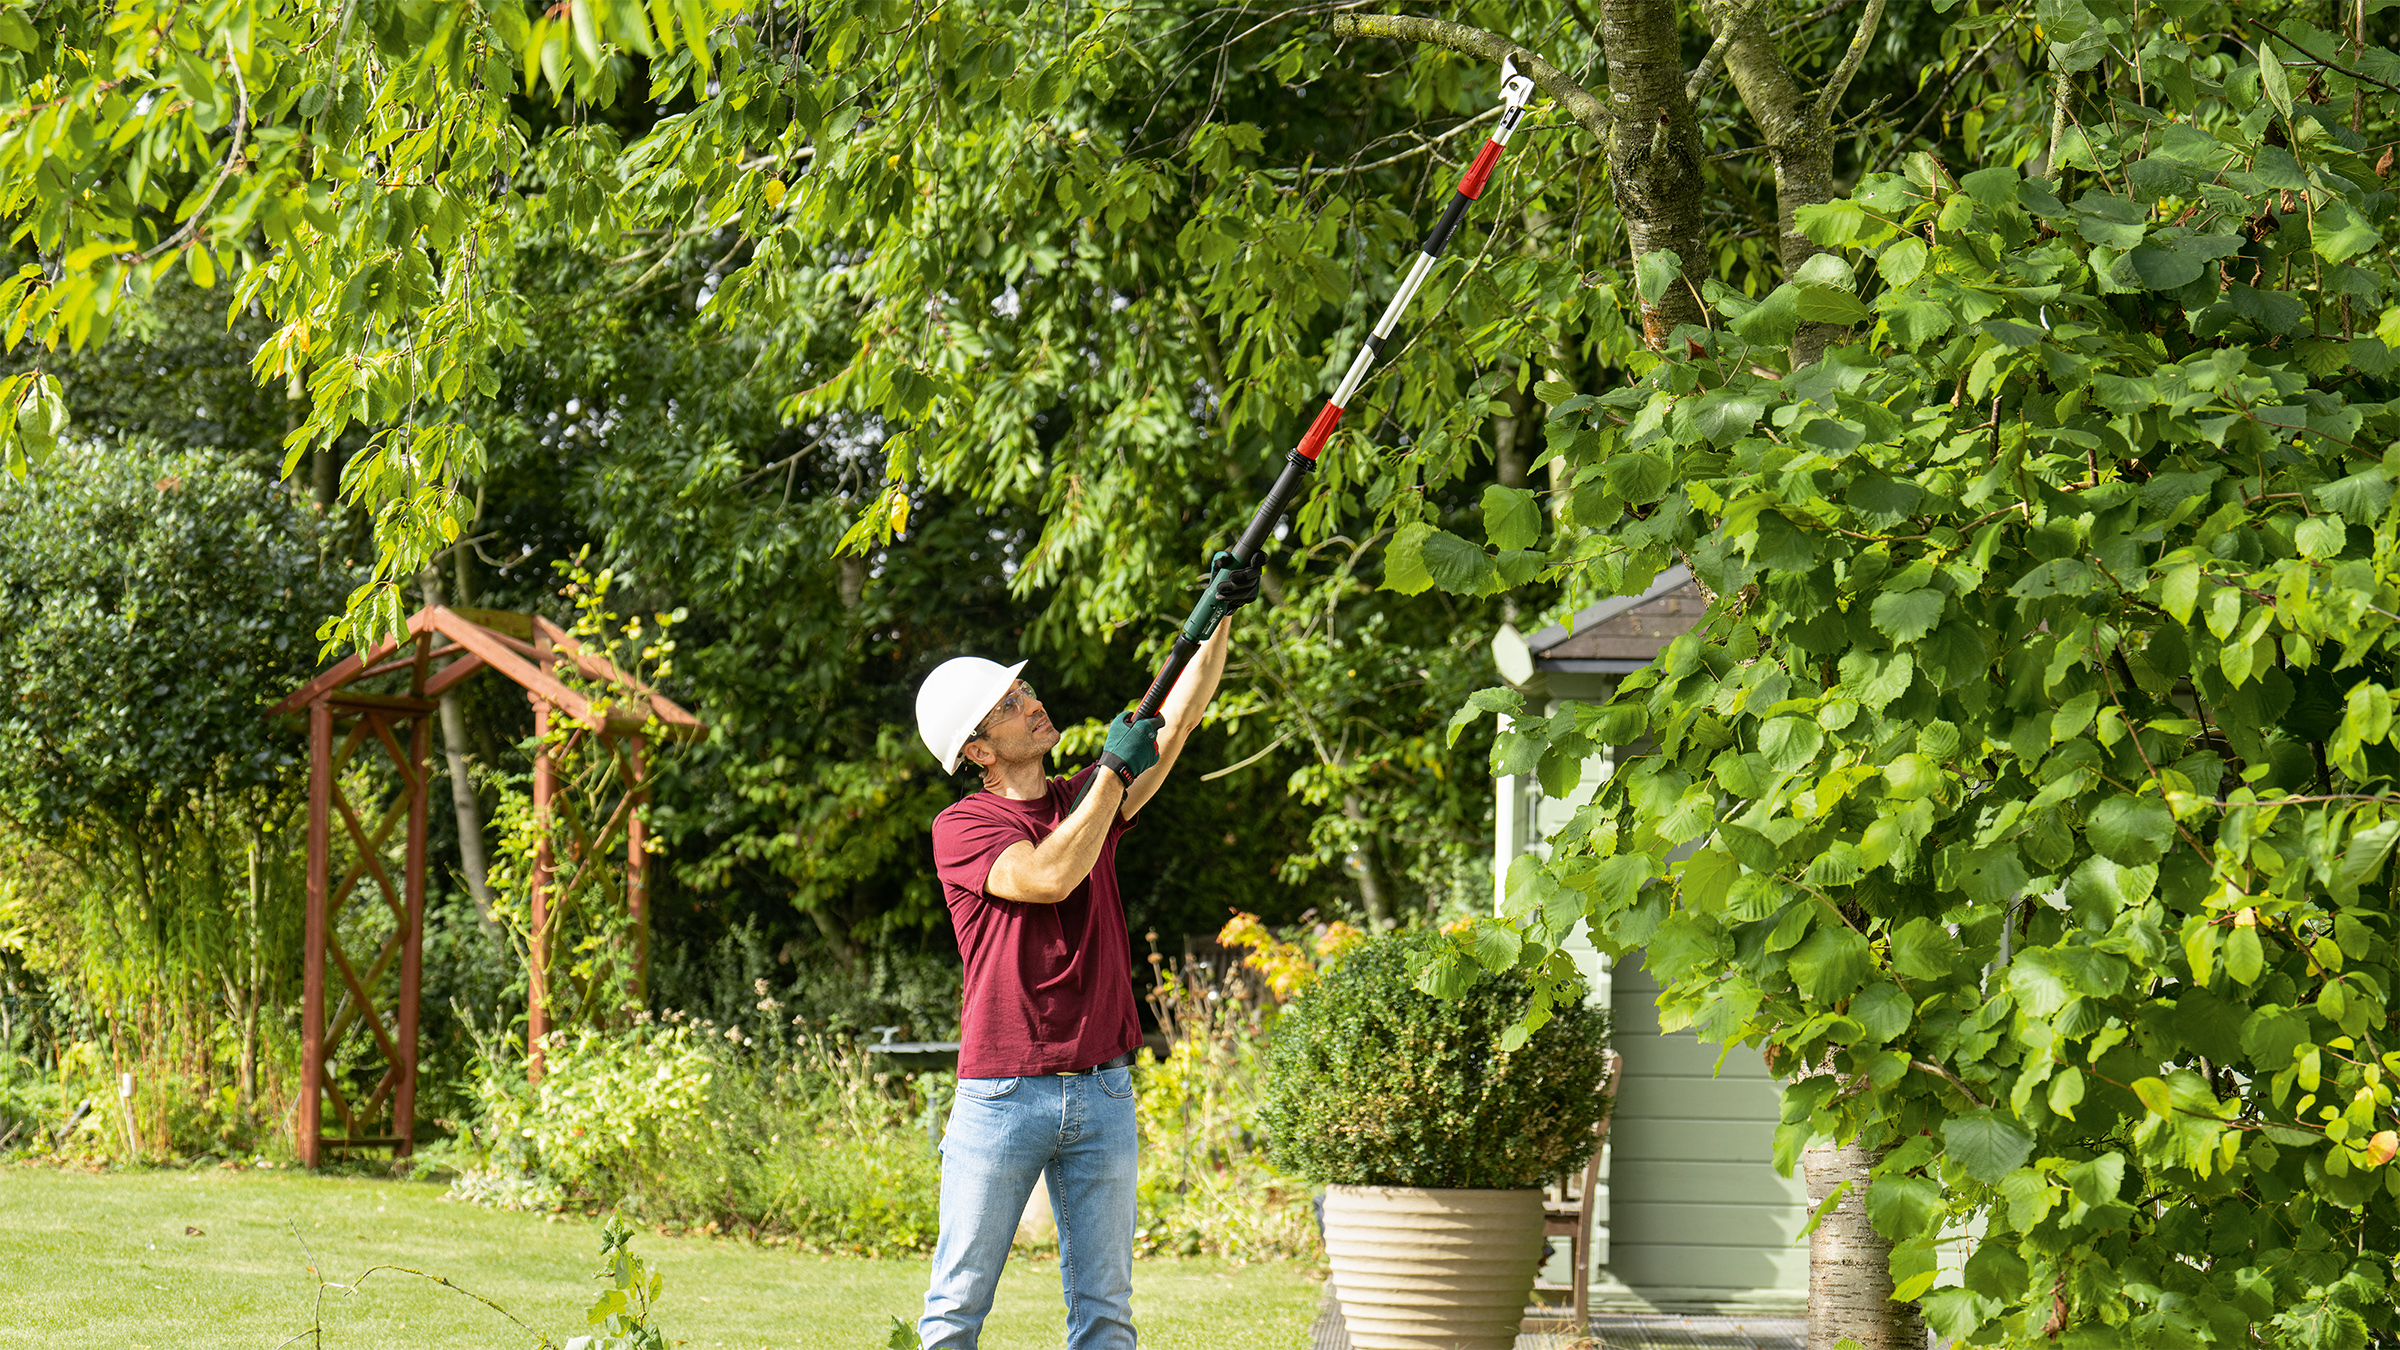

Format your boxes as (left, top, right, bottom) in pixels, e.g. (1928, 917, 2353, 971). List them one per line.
(916, 656, 1028, 772)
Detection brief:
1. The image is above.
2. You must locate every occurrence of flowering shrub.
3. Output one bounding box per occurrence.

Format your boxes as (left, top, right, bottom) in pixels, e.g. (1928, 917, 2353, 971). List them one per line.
(1216, 910, 1362, 1000)
(1132, 934, 1318, 1260)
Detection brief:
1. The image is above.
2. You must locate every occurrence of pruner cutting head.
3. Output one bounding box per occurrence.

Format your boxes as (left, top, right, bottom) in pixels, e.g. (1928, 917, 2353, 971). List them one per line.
(1499, 55, 1536, 111)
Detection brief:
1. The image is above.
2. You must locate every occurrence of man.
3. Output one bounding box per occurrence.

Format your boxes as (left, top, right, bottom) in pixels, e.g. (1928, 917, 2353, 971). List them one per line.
(912, 553, 1261, 1349)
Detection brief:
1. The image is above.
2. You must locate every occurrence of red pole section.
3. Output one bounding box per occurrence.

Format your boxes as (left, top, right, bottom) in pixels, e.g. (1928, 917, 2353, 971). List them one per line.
(1294, 401, 1345, 461)
(1456, 139, 1504, 199)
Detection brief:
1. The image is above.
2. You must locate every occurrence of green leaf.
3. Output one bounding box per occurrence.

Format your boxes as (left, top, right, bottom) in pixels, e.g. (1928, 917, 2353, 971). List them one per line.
(2009, 558, 2100, 598)
(1691, 389, 1767, 446)
(1635, 250, 1684, 308)
(1866, 1173, 1941, 1240)
(1788, 924, 1871, 1002)
(2087, 796, 2175, 864)
(1795, 286, 1872, 326)
(1759, 717, 1824, 772)
(1604, 450, 1674, 505)
(2337, 819, 2400, 893)
(1870, 590, 1947, 648)
(2008, 951, 2075, 1018)
(2258, 41, 2294, 120)
(2132, 1075, 2173, 1118)
(2052, 690, 2102, 744)
(1469, 920, 1523, 973)
(1942, 1110, 2036, 1183)
(1891, 917, 1960, 979)
(1418, 529, 1499, 595)
(2225, 924, 2265, 985)
(2313, 200, 2381, 264)
(1729, 284, 1800, 344)
(2048, 1065, 2085, 1119)
(1681, 848, 1739, 914)
(2314, 467, 2394, 521)
(1481, 485, 1541, 552)
(2063, 1151, 2124, 1212)
(1852, 982, 1913, 1043)
(1446, 686, 1524, 747)
(1382, 520, 1435, 596)
(1883, 752, 1944, 800)
(2124, 232, 2243, 290)
(1879, 238, 1928, 286)
(2295, 514, 2348, 559)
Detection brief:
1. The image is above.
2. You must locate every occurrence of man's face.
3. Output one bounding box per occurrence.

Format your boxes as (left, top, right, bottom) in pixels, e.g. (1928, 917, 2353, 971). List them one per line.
(961, 680, 1057, 769)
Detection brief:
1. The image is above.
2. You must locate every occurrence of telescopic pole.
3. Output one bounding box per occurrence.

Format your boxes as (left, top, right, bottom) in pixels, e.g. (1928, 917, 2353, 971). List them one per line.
(1123, 58, 1540, 727)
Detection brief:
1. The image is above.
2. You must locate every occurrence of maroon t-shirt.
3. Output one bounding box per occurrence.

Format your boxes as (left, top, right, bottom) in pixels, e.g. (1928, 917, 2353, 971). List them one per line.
(931, 766, 1143, 1078)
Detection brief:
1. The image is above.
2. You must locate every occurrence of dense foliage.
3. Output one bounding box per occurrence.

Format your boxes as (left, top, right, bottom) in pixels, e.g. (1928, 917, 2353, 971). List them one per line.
(1259, 927, 1609, 1189)
(1428, 11, 2400, 1343)
(0, 441, 338, 836)
(0, 442, 340, 1156)
(20, 0, 2390, 1336)
(450, 1016, 944, 1254)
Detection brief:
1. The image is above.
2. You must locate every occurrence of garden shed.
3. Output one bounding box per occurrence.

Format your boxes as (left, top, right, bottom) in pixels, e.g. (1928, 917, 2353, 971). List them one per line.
(1491, 567, 1808, 1315)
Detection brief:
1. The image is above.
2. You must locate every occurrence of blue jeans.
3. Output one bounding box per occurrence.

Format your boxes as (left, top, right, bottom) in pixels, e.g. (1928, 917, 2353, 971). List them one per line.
(919, 1066, 1140, 1349)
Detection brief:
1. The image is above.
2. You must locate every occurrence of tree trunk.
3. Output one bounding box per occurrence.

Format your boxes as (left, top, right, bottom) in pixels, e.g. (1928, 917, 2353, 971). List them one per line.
(1704, 0, 1887, 366)
(1341, 793, 1395, 928)
(1803, 1138, 1926, 1350)
(240, 838, 260, 1111)
(1492, 371, 1535, 488)
(1710, 4, 1832, 289)
(1323, 10, 1705, 349)
(1597, 0, 1709, 345)
(420, 568, 499, 934)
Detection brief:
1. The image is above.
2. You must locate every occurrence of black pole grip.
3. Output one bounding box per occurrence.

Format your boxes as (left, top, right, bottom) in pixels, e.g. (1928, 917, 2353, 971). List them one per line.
(1232, 455, 1314, 562)
(1133, 453, 1315, 721)
(1133, 636, 1201, 723)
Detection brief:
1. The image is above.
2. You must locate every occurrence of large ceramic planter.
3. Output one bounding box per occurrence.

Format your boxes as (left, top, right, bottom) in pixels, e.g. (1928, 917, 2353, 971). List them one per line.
(1321, 1184, 1546, 1350)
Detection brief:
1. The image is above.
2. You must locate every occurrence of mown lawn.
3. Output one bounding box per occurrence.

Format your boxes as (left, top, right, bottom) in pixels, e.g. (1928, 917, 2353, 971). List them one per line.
(0, 1166, 1321, 1349)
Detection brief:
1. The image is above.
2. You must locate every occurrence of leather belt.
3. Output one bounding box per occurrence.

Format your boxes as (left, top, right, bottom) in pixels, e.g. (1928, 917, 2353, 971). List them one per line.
(1053, 1051, 1137, 1076)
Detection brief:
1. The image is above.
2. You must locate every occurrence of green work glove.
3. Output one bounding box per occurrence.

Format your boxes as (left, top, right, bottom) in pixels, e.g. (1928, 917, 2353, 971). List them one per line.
(1180, 550, 1264, 642)
(1095, 711, 1165, 787)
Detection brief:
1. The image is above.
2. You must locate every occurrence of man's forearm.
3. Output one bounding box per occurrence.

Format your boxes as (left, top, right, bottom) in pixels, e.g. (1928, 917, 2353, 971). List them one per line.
(1011, 772, 1125, 901)
(1159, 617, 1231, 747)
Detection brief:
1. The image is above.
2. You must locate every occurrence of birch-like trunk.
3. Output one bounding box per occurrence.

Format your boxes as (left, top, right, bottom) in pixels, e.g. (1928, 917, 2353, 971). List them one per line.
(1342, 792, 1396, 928)
(1492, 374, 1534, 488)
(1804, 1139, 1927, 1350)
(420, 569, 497, 931)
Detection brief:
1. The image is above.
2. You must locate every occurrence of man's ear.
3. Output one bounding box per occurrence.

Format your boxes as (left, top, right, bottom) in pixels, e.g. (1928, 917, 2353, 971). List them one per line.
(960, 738, 995, 770)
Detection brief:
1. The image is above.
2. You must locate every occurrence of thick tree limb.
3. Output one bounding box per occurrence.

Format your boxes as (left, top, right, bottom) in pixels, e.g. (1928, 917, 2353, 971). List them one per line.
(1330, 5, 1705, 348)
(1595, 0, 1710, 345)
(1328, 14, 1612, 140)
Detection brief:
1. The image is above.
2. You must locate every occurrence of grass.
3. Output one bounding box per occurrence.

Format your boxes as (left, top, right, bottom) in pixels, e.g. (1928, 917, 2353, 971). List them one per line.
(0, 1166, 1323, 1350)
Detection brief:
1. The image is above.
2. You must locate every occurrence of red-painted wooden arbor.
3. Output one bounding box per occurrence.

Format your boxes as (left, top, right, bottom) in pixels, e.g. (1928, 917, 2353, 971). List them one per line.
(268, 605, 701, 1167)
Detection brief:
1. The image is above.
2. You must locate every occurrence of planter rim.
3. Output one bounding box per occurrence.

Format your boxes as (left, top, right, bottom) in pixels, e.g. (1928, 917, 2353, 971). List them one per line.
(1322, 1183, 1547, 1197)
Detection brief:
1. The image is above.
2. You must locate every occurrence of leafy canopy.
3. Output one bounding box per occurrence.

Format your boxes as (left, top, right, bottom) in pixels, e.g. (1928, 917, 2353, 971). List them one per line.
(1425, 12, 2400, 1343)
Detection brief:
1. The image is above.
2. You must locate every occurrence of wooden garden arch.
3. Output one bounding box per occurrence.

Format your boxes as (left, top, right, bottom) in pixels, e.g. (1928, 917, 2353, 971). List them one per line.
(268, 604, 702, 1167)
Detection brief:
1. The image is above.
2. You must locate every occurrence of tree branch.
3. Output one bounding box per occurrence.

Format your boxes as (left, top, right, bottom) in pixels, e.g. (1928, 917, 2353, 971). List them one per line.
(1327, 14, 1611, 140)
(1813, 0, 1888, 127)
(1911, 1059, 1988, 1108)
(1686, 26, 1737, 102)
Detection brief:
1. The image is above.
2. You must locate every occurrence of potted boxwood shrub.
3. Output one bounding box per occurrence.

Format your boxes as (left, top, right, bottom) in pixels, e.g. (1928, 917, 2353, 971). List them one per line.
(1259, 926, 1612, 1350)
